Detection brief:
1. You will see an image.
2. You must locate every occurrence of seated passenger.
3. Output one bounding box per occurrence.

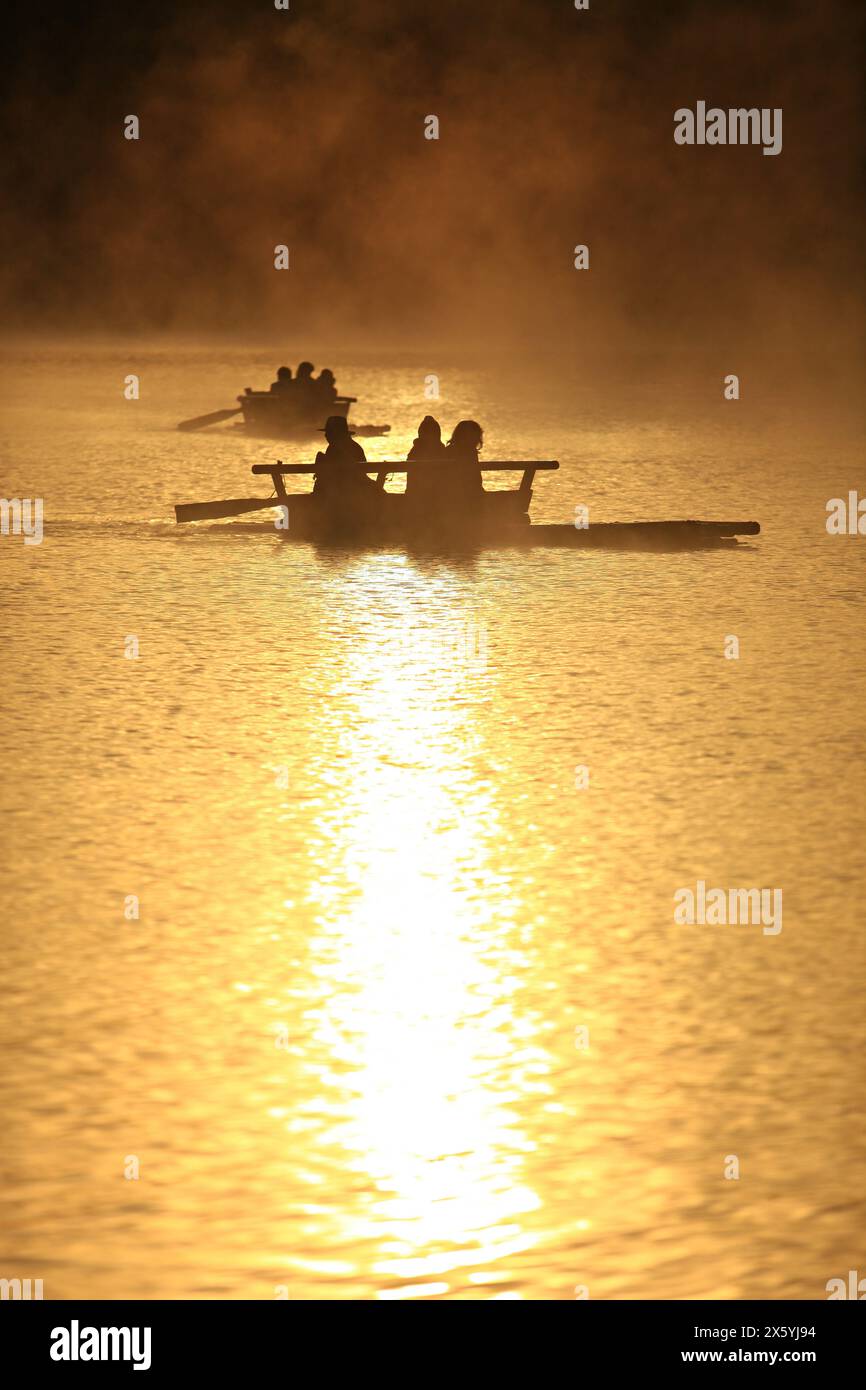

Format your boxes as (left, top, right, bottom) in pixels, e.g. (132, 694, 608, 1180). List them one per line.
(269, 366, 293, 393)
(313, 416, 380, 508)
(406, 416, 447, 499)
(441, 419, 485, 502)
(314, 368, 338, 407)
(294, 361, 315, 412)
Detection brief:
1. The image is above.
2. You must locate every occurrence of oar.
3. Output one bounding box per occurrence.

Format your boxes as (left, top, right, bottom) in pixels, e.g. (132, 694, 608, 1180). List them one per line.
(175, 496, 278, 524)
(177, 407, 242, 432)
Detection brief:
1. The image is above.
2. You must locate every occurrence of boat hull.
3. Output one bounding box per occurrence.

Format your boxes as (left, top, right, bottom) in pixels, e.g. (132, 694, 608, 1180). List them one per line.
(270, 495, 759, 549)
(237, 391, 353, 437)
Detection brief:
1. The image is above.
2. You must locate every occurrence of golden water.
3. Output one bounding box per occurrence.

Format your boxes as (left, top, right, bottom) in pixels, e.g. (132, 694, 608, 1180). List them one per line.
(1, 346, 864, 1299)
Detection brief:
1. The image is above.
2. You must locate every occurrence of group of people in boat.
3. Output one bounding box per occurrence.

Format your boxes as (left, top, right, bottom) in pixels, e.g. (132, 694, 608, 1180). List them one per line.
(313, 414, 485, 513)
(269, 362, 338, 411)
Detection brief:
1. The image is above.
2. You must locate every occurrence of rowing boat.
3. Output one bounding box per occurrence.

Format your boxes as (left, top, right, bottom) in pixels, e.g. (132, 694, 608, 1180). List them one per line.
(174, 461, 761, 549)
(235, 392, 390, 438)
(236, 389, 356, 435)
(178, 391, 391, 439)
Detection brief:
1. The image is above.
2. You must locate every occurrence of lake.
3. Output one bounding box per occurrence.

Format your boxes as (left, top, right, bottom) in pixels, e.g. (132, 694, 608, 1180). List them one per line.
(1, 343, 863, 1300)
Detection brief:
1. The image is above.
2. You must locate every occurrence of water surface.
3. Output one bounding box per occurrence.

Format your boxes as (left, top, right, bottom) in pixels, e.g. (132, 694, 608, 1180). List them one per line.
(1, 346, 864, 1299)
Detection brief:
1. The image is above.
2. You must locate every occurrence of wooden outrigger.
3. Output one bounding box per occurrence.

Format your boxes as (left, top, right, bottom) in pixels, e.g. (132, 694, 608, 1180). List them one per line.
(178, 391, 390, 439)
(174, 460, 760, 549)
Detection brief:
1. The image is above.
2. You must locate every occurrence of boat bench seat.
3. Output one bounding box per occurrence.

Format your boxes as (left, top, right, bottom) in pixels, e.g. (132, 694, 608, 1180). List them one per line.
(251, 460, 558, 496)
(252, 460, 557, 506)
(251, 462, 559, 475)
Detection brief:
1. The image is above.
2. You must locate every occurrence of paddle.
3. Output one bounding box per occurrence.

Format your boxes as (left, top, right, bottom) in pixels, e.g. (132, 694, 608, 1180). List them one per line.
(177, 407, 242, 432)
(175, 496, 278, 524)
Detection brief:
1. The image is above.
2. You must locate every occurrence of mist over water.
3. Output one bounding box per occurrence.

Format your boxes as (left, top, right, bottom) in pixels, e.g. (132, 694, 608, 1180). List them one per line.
(1, 0, 863, 358)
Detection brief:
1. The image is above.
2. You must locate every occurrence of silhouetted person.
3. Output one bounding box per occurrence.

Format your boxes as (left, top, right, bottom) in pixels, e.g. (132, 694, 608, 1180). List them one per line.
(406, 415, 447, 500)
(293, 361, 315, 415)
(270, 365, 293, 393)
(441, 419, 485, 503)
(314, 368, 338, 408)
(313, 417, 381, 521)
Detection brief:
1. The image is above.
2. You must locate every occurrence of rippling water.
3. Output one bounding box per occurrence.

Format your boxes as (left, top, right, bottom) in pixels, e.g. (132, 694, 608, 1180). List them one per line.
(1, 345, 864, 1300)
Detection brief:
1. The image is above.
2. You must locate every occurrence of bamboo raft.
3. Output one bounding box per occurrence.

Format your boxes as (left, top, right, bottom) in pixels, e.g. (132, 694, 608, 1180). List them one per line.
(174, 461, 760, 549)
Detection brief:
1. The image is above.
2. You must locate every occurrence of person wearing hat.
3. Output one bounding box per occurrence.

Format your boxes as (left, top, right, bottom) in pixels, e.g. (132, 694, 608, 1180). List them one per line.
(313, 416, 382, 514)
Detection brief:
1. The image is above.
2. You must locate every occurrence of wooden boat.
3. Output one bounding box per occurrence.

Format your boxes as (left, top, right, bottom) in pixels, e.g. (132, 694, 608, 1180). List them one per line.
(236, 388, 356, 436)
(178, 392, 390, 439)
(175, 460, 760, 549)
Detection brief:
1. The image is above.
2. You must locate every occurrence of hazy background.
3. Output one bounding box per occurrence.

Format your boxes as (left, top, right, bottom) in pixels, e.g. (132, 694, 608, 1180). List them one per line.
(1, 0, 864, 362)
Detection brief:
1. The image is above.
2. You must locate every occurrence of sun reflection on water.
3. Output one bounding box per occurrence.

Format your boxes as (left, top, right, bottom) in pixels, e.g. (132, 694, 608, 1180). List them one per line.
(295, 558, 546, 1296)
